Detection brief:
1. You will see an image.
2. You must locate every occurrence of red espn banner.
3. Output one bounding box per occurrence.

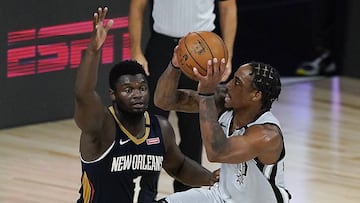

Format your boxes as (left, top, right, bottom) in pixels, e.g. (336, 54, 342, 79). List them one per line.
(7, 17, 130, 78)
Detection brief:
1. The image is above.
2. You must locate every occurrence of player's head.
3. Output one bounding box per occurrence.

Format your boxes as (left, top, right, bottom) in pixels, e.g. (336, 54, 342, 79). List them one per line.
(109, 60, 149, 114)
(109, 60, 147, 90)
(248, 61, 281, 111)
(225, 62, 281, 112)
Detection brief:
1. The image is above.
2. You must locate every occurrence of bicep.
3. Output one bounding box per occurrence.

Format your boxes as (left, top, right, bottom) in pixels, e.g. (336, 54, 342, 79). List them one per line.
(156, 116, 185, 176)
(213, 124, 282, 163)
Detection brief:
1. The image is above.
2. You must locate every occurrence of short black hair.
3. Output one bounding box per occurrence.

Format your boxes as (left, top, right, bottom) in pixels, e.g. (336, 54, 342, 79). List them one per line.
(109, 60, 146, 90)
(248, 61, 281, 111)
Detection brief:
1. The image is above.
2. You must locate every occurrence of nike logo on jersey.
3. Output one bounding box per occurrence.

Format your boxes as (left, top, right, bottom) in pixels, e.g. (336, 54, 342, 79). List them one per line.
(119, 139, 131, 145)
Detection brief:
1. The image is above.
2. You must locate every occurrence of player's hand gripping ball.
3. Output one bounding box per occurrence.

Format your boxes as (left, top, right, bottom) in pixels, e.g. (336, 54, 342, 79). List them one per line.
(176, 31, 228, 81)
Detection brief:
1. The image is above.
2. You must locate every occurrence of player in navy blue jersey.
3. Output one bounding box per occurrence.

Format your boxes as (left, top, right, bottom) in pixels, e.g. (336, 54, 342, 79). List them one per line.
(74, 7, 219, 203)
(129, 0, 237, 192)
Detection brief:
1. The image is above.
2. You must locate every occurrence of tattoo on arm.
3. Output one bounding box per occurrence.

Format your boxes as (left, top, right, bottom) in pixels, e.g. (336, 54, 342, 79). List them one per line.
(199, 96, 228, 153)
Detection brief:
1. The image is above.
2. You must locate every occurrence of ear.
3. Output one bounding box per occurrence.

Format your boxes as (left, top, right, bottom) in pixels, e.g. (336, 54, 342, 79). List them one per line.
(252, 90, 262, 101)
(109, 88, 116, 101)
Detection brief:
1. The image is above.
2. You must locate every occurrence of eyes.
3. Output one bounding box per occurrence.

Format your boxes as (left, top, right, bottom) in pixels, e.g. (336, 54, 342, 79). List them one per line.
(234, 77, 241, 86)
(123, 85, 148, 94)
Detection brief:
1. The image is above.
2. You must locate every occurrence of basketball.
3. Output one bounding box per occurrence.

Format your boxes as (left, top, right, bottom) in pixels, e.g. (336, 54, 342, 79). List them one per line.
(176, 31, 228, 81)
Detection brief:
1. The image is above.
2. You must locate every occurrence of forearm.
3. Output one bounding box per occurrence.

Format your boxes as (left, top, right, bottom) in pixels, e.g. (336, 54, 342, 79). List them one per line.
(73, 47, 104, 130)
(174, 156, 213, 186)
(219, 0, 237, 60)
(199, 96, 229, 162)
(154, 62, 182, 110)
(74, 48, 101, 96)
(129, 0, 147, 56)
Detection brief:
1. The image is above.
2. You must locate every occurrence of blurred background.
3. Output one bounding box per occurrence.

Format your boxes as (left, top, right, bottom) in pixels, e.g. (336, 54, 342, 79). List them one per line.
(1, 0, 359, 129)
(0, 0, 359, 202)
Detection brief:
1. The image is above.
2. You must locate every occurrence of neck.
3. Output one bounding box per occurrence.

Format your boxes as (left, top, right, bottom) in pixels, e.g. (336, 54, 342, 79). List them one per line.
(114, 104, 145, 138)
(231, 107, 264, 130)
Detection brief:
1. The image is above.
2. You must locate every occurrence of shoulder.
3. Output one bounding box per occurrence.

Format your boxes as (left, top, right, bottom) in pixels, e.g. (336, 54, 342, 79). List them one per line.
(154, 115, 176, 151)
(246, 111, 282, 138)
(244, 123, 282, 151)
(154, 115, 174, 137)
(154, 114, 171, 127)
(249, 111, 281, 129)
(245, 123, 283, 164)
(245, 112, 283, 144)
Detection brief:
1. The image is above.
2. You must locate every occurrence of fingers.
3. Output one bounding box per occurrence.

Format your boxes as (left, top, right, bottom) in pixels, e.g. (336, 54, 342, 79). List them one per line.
(221, 66, 231, 82)
(208, 58, 226, 78)
(207, 59, 214, 78)
(93, 7, 113, 31)
(93, 12, 98, 28)
(210, 168, 220, 184)
(105, 19, 114, 31)
(172, 45, 180, 68)
(98, 7, 108, 21)
(194, 57, 227, 82)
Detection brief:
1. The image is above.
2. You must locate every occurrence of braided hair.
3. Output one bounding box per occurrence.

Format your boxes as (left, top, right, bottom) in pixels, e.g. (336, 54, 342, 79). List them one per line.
(109, 60, 146, 90)
(248, 61, 281, 111)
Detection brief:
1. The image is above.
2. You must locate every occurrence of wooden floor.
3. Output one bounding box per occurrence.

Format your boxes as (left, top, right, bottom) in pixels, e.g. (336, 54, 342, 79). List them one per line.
(0, 76, 359, 203)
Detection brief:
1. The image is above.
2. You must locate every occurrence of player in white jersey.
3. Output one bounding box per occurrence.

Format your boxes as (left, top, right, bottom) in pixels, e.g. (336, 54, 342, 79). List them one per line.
(154, 46, 292, 202)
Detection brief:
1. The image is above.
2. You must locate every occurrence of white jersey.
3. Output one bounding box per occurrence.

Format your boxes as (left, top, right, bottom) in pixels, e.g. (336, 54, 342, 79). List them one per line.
(165, 111, 291, 203)
(217, 110, 291, 203)
(152, 0, 216, 37)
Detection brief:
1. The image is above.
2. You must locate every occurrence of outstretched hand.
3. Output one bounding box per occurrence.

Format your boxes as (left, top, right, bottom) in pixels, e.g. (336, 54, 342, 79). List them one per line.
(89, 7, 114, 51)
(194, 58, 227, 94)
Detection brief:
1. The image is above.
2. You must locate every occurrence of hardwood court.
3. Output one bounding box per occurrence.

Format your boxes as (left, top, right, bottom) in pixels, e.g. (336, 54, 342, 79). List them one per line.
(0, 76, 359, 203)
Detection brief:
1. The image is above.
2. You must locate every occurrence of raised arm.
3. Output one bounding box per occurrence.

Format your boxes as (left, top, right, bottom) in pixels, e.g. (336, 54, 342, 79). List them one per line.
(218, 0, 237, 81)
(195, 59, 283, 164)
(74, 8, 113, 136)
(157, 116, 218, 186)
(154, 50, 200, 113)
(129, 0, 149, 75)
(154, 46, 227, 114)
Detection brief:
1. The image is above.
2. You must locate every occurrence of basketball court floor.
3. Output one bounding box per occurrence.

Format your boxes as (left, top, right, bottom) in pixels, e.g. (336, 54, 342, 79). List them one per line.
(0, 76, 359, 202)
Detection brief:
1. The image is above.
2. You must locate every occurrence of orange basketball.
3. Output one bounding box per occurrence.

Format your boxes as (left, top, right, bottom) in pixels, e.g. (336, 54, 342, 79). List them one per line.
(176, 31, 228, 81)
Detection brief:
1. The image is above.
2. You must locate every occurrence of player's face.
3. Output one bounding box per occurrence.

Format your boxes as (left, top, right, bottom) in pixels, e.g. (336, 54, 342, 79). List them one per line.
(224, 64, 259, 109)
(113, 74, 149, 114)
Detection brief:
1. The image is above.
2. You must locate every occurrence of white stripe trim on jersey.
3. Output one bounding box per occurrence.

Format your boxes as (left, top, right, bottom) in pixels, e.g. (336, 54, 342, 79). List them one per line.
(80, 141, 115, 164)
(278, 187, 290, 203)
(263, 164, 275, 179)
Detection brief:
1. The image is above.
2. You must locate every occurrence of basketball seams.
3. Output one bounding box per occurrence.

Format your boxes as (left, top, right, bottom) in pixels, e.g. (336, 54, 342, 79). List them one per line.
(183, 34, 207, 75)
(195, 32, 214, 72)
(177, 31, 228, 81)
(219, 35, 228, 62)
(203, 32, 228, 63)
(182, 39, 198, 79)
(196, 32, 228, 71)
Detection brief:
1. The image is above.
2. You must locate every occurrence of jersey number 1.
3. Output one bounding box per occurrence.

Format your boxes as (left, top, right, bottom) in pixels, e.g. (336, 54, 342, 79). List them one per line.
(133, 176, 142, 202)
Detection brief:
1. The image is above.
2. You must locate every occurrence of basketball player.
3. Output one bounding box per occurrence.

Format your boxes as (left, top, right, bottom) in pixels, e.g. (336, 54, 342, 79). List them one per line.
(153, 47, 292, 202)
(74, 8, 219, 203)
(129, 0, 237, 192)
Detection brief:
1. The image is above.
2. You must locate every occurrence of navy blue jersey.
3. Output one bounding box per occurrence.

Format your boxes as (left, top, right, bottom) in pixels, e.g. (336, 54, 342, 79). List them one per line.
(77, 107, 166, 203)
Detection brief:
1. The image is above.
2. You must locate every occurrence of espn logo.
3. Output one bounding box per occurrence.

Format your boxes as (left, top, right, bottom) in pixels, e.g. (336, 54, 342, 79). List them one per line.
(7, 17, 130, 78)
